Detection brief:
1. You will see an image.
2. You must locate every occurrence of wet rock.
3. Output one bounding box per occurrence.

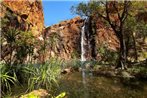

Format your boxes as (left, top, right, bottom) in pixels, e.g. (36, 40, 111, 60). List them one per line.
(118, 71, 135, 80)
(61, 67, 73, 74)
(78, 67, 83, 72)
(107, 71, 116, 77)
(85, 63, 93, 69)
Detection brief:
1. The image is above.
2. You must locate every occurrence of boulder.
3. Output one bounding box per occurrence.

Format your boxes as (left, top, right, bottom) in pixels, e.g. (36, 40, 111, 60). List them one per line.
(20, 89, 49, 98)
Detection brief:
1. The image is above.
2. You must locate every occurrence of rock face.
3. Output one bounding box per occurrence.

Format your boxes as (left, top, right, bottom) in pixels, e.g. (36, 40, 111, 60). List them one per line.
(1, 0, 44, 64)
(42, 16, 119, 61)
(0, 0, 119, 62)
(41, 16, 83, 61)
(1, 0, 44, 36)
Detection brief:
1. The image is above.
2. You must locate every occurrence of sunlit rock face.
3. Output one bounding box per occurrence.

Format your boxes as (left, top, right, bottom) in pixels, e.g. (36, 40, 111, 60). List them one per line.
(42, 16, 84, 61)
(1, 0, 44, 64)
(1, 0, 44, 36)
(0, 0, 119, 61)
(43, 16, 119, 60)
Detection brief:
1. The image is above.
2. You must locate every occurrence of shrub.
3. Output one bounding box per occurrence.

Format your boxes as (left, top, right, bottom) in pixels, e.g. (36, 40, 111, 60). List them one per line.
(0, 63, 18, 93)
(28, 58, 62, 91)
(97, 43, 118, 65)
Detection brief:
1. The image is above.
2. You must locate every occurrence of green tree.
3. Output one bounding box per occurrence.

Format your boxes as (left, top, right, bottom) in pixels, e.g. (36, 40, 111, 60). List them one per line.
(123, 1, 147, 62)
(72, 1, 132, 69)
(71, 2, 97, 60)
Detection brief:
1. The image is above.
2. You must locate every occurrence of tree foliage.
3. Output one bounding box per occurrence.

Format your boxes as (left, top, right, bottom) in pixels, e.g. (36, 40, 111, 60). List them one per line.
(71, 1, 147, 69)
(1, 9, 35, 65)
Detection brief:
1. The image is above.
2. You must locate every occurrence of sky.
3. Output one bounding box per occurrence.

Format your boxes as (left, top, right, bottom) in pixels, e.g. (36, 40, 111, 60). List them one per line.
(42, 0, 88, 27)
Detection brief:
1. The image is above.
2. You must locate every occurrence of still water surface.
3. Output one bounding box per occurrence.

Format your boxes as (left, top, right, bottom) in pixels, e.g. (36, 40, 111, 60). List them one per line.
(54, 72, 147, 98)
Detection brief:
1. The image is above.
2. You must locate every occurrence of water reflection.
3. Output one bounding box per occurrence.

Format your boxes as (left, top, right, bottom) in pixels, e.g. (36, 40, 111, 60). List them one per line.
(55, 72, 147, 98)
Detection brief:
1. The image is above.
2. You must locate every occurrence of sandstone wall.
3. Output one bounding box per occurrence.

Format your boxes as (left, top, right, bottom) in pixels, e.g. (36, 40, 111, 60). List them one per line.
(1, 0, 44, 64)
(0, 0, 119, 62)
(1, 0, 44, 36)
(43, 16, 119, 60)
(41, 16, 83, 61)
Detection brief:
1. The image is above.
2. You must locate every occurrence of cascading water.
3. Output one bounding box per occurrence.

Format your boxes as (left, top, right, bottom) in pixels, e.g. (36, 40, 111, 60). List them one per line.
(81, 18, 87, 90)
(81, 17, 94, 83)
(81, 19, 87, 91)
(81, 18, 89, 98)
(81, 24, 86, 62)
(81, 17, 91, 62)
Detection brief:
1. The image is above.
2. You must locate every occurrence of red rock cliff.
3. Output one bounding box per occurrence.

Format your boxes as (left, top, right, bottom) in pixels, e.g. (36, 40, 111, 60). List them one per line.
(42, 16, 119, 61)
(1, 0, 44, 64)
(1, 0, 44, 36)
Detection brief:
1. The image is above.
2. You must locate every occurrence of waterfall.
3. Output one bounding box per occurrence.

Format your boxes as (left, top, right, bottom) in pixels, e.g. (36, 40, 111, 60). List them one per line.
(81, 17, 91, 62)
(81, 16, 96, 62)
(81, 24, 86, 62)
(81, 18, 87, 91)
(81, 17, 95, 80)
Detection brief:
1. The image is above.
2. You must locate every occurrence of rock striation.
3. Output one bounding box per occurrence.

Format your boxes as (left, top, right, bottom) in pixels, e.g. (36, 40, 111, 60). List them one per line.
(41, 16, 83, 61)
(1, 0, 44, 64)
(42, 16, 119, 61)
(0, 0, 119, 62)
(1, 0, 44, 36)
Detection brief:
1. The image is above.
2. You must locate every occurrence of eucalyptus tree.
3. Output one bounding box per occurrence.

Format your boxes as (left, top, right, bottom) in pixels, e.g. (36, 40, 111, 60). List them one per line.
(71, 1, 132, 69)
(123, 1, 147, 62)
(71, 1, 97, 60)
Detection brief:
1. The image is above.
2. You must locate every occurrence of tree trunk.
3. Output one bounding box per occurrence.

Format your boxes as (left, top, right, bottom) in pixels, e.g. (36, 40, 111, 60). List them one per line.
(132, 33, 138, 61)
(125, 36, 130, 60)
(116, 31, 127, 69)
